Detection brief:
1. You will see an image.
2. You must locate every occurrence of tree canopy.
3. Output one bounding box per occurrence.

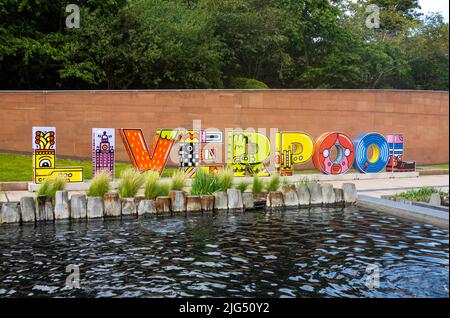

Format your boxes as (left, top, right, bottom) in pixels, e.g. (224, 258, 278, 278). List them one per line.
(0, 0, 448, 90)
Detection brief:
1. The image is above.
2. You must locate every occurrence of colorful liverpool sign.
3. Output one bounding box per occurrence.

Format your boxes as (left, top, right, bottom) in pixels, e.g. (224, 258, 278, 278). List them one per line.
(92, 128, 115, 177)
(32, 127, 83, 184)
(32, 126, 416, 183)
(386, 134, 416, 172)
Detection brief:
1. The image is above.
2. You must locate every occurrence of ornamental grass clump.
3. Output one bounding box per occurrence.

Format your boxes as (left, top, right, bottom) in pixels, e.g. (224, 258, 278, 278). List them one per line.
(217, 168, 234, 191)
(87, 171, 111, 197)
(191, 170, 220, 195)
(153, 182, 170, 198)
(298, 177, 318, 186)
(252, 176, 264, 194)
(143, 170, 160, 200)
(265, 175, 280, 192)
(118, 168, 145, 198)
(36, 175, 67, 203)
(170, 170, 187, 191)
(235, 181, 250, 193)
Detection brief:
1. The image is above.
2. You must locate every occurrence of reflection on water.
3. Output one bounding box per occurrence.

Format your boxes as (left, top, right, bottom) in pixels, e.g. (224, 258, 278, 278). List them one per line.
(0, 206, 448, 298)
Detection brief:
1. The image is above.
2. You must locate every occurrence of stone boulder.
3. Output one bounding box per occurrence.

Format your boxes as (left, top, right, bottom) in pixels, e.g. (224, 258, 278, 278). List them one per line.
(155, 196, 171, 214)
(103, 192, 121, 217)
(187, 196, 202, 212)
(266, 191, 284, 208)
(20, 196, 36, 223)
(138, 200, 156, 215)
(170, 191, 187, 213)
(200, 195, 214, 212)
(54, 191, 70, 220)
(342, 183, 357, 204)
(321, 184, 336, 205)
(36, 195, 54, 222)
(308, 183, 323, 205)
(242, 192, 255, 210)
(70, 194, 87, 219)
(87, 197, 104, 219)
(0, 202, 20, 224)
(297, 185, 311, 206)
(281, 184, 299, 207)
(121, 198, 137, 216)
(334, 188, 344, 204)
(213, 192, 228, 211)
(227, 189, 243, 211)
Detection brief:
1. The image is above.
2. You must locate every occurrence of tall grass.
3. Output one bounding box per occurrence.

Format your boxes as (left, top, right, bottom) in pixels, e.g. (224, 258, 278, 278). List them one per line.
(87, 171, 111, 197)
(36, 178, 52, 197)
(217, 168, 234, 191)
(170, 170, 187, 191)
(143, 170, 160, 199)
(235, 181, 250, 193)
(252, 176, 264, 194)
(265, 175, 280, 192)
(153, 182, 170, 198)
(36, 175, 66, 202)
(118, 168, 145, 198)
(191, 170, 220, 195)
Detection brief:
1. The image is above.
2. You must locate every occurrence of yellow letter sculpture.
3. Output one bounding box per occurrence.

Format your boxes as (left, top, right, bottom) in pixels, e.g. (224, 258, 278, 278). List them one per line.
(227, 131, 270, 177)
(275, 132, 314, 176)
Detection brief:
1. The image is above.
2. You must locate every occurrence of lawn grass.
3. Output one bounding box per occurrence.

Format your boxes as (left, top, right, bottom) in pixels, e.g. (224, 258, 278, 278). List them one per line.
(3, 151, 443, 182)
(429, 164, 449, 169)
(0, 152, 178, 182)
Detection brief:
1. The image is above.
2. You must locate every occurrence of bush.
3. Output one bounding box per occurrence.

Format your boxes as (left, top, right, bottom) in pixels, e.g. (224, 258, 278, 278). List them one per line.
(87, 171, 111, 197)
(170, 170, 187, 191)
(36, 175, 67, 202)
(217, 168, 234, 191)
(395, 186, 448, 202)
(143, 170, 160, 200)
(118, 168, 145, 198)
(235, 181, 250, 193)
(252, 176, 264, 194)
(191, 170, 220, 195)
(265, 175, 280, 192)
(230, 77, 269, 89)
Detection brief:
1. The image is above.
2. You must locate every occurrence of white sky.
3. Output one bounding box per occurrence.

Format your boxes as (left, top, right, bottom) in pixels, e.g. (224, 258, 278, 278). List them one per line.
(419, 0, 449, 22)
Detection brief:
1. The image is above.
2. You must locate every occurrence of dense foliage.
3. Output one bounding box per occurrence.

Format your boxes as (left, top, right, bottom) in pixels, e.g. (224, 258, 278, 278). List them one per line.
(1, 0, 448, 90)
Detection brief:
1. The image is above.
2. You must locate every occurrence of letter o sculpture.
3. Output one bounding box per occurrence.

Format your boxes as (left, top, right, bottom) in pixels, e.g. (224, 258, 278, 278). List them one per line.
(312, 132, 355, 175)
(353, 132, 389, 173)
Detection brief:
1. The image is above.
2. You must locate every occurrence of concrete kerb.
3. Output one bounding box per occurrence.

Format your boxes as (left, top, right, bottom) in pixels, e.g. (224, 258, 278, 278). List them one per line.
(357, 194, 449, 229)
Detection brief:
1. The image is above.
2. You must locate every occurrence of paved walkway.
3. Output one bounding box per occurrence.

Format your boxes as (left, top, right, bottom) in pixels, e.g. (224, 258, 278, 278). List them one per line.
(0, 175, 448, 203)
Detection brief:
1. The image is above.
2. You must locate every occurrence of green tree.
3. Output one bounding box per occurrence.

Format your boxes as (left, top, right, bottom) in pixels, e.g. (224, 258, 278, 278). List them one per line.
(406, 14, 449, 90)
(0, 0, 448, 90)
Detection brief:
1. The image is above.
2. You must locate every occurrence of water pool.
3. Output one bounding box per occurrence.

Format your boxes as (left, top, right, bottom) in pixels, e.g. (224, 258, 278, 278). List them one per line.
(0, 206, 448, 298)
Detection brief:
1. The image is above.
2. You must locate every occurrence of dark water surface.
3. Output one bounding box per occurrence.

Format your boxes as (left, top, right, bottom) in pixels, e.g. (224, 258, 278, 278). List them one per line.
(0, 207, 448, 298)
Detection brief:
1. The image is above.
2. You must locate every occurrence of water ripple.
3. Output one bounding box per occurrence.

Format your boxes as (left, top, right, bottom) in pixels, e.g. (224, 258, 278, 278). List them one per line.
(0, 207, 448, 298)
